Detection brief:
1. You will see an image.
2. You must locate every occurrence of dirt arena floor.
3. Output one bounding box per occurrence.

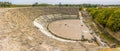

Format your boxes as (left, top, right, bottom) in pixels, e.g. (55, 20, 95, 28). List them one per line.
(48, 19, 93, 40)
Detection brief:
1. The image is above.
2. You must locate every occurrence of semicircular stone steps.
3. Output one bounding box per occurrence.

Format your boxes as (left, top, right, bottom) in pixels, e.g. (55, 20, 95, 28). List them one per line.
(33, 14, 79, 42)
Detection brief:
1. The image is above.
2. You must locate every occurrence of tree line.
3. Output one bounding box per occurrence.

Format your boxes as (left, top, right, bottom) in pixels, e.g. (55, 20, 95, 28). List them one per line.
(30, 2, 100, 7)
(32, 2, 53, 7)
(0, 1, 120, 7)
(0, 2, 12, 7)
(87, 8, 120, 32)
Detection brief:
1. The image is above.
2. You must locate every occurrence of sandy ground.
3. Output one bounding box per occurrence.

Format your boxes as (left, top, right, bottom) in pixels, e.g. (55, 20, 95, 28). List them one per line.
(0, 8, 10, 34)
(48, 19, 93, 40)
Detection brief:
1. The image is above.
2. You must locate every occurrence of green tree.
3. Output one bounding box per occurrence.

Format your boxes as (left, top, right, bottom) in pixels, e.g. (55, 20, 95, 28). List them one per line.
(32, 2, 39, 7)
(106, 10, 120, 31)
(88, 8, 120, 32)
(0, 2, 12, 7)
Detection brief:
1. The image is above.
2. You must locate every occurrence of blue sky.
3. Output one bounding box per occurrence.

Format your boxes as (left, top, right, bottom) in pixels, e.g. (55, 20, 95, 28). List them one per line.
(0, 0, 120, 5)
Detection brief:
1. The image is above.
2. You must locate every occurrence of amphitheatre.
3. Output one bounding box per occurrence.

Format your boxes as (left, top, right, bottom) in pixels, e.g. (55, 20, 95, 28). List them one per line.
(0, 7, 114, 51)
